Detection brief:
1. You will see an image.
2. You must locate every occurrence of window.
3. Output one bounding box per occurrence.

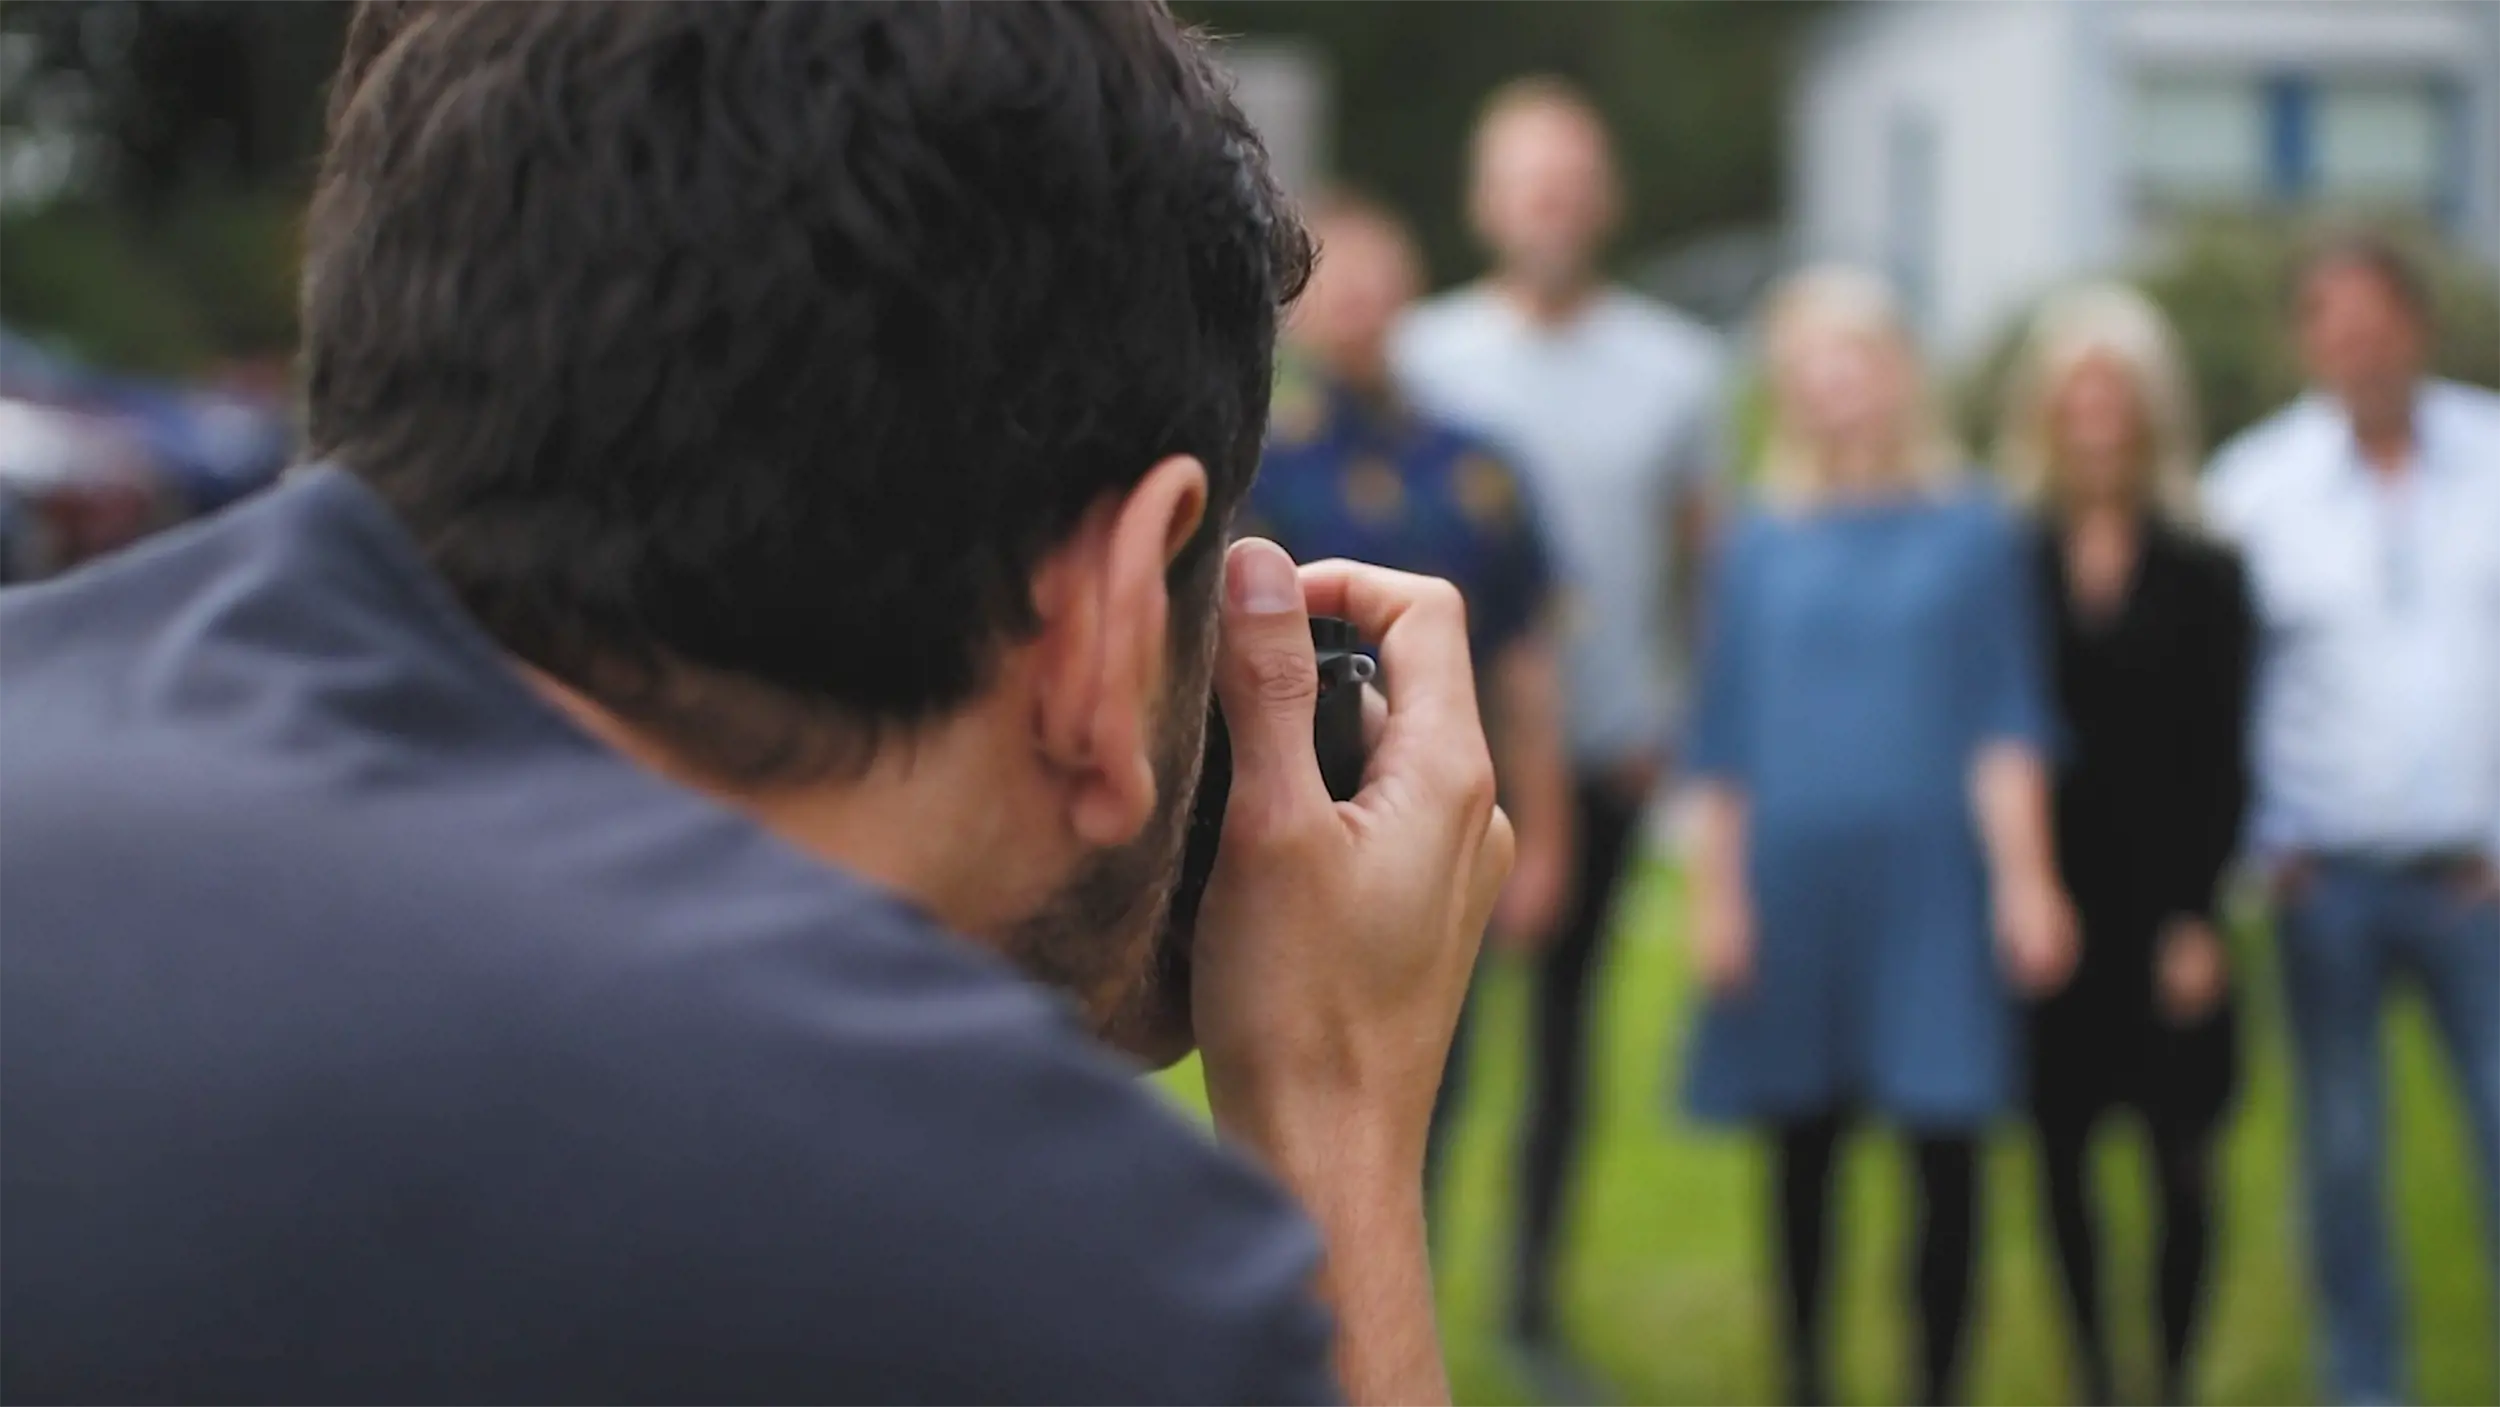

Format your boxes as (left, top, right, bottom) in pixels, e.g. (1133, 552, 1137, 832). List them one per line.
(2314, 78, 2446, 211)
(2131, 75, 2269, 206)
(2126, 70, 2457, 227)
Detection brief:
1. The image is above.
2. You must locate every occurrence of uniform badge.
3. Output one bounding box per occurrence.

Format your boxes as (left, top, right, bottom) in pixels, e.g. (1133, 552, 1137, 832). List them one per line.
(1454, 453, 1519, 530)
(1341, 457, 1407, 525)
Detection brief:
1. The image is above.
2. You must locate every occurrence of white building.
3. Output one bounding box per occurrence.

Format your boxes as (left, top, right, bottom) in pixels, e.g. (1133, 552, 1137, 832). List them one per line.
(1793, 0, 2500, 357)
(1219, 41, 1329, 200)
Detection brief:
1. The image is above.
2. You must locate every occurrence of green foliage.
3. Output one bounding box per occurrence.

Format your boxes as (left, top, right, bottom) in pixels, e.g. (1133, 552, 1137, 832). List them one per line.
(0, 202, 218, 372)
(0, 191, 302, 373)
(1959, 220, 2500, 458)
(1, 2, 349, 212)
(6, 1, 1819, 376)
(152, 192, 304, 357)
(1178, 1, 1823, 289)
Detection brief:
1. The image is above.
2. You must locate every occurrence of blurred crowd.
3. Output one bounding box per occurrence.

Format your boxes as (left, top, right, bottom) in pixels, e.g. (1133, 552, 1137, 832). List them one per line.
(3, 54, 2492, 1407)
(0, 327, 291, 583)
(1257, 79, 2498, 1407)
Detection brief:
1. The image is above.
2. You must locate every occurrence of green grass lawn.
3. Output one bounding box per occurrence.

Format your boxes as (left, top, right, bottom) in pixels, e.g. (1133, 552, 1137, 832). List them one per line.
(1161, 855, 2498, 1405)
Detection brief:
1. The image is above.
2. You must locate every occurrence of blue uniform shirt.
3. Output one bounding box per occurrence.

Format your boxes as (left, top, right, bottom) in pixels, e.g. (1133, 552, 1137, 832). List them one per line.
(1246, 366, 1556, 666)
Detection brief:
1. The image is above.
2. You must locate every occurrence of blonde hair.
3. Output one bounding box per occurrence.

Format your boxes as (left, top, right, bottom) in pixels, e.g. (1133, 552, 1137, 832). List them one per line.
(1996, 283, 2202, 524)
(1756, 265, 1961, 508)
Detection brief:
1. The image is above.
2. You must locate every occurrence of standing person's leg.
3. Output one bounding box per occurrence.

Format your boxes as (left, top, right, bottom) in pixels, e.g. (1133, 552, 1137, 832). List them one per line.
(1774, 1113, 1849, 1407)
(1909, 1132, 1981, 1406)
(1511, 776, 1643, 1343)
(2149, 1107, 2223, 1406)
(2035, 1103, 2116, 1405)
(2278, 865, 2403, 1404)
(2391, 867, 2500, 1319)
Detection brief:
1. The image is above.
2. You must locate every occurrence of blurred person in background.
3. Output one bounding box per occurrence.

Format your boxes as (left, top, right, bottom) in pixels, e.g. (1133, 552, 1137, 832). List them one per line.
(1392, 76, 1728, 1358)
(1997, 285, 2254, 1406)
(2204, 234, 2500, 1407)
(1681, 267, 2075, 1407)
(1245, 189, 1575, 1218)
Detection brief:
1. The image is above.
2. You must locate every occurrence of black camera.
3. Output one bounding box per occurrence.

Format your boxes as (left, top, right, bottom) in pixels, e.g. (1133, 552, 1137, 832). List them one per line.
(1160, 616, 1371, 952)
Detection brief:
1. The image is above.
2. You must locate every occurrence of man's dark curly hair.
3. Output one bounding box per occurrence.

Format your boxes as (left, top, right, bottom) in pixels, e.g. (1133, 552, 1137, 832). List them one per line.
(304, 0, 1313, 781)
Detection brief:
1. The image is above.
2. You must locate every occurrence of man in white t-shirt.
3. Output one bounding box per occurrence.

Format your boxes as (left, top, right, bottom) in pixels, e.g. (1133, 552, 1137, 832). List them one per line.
(1392, 76, 1727, 1357)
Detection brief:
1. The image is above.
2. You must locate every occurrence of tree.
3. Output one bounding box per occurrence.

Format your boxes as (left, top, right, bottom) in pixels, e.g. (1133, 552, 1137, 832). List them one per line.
(1179, 1, 1822, 288)
(0, 1, 346, 213)
(0, 0, 1820, 371)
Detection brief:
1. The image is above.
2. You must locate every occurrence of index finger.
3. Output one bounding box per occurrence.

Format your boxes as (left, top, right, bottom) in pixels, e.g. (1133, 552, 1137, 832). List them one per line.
(1295, 557, 1485, 747)
(1296, 559, 1478, 713)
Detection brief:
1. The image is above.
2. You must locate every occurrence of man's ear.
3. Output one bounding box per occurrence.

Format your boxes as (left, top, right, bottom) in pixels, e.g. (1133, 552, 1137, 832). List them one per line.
(1025, 456, 1208, 848)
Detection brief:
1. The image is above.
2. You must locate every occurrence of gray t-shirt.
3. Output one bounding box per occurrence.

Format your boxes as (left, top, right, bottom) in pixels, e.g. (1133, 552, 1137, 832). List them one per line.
(0, 469, 1337, 1405)
(1394, 285, 1726, 768)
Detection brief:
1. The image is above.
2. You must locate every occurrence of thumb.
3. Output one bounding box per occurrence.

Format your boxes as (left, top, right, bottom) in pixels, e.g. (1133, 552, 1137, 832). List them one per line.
(1213, 538, 1328, 824)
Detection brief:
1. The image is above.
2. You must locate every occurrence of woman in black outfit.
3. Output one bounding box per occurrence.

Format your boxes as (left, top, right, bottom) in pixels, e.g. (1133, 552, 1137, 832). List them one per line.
(1998, 286, 2254, 1406)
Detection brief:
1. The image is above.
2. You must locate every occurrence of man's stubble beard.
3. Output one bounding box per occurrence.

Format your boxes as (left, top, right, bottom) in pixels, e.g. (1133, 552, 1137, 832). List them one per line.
(1004, 602, 1218, 1035)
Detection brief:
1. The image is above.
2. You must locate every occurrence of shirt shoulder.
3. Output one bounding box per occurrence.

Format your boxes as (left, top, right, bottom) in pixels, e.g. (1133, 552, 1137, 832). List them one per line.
(1595, 290, 1726, 376)
(0, 487, 1336, 1402)
(2427, 377, 2500, 420)
(509, 885, 1338, 1402)
(2427, 379, 2500, 472)
(1390, 288, 1503, 388)
(761, 986, 1337, 1403)
(1417, 418, 1525, 487)
(1397, 286, 1501, 347)
(1418, 421, 1548, 542)
(1935, 476, 2024, 535)
(6, 769, 1336, 1399)
(2201, 397, 2336, 532)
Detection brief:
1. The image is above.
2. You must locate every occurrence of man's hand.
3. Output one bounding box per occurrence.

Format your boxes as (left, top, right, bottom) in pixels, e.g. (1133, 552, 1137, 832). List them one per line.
(1191, 541, 1512, 1148)
(1691, 886, 1754, 995)
(1994, 869, 2078, 996)
(1191, 540, 1512, 1407)
(2268, 851, 2318, 909)
(1604, 749, 1664, 810)
(2449, 855, 2499, 907)
(1486, 636, 1573, 954)
(2157, 915, 2229, 1025)
(1490, 833, 1569, 954)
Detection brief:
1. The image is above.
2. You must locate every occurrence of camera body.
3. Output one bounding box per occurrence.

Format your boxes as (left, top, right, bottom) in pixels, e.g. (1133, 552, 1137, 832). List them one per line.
(1159, 616, 1370, 955)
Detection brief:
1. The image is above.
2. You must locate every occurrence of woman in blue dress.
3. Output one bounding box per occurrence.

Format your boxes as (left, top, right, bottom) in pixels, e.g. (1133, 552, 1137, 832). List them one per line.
(1682, 267, 2077, 1405)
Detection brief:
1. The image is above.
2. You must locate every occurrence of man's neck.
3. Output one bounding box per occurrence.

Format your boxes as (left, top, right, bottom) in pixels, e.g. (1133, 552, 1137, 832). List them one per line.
(1818, 435, 1906, 499)
(1494, 272, 1599, 329)
(519, 664, 1044, 943)
(2355, 421, 2416, 479)
(2064, 494, 2140, 541)
(2346, 387, 2420, 479)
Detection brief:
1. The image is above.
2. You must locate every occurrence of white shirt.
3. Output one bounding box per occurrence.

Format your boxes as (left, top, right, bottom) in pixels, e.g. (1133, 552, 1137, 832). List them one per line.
(2204, 380, 2500, 861)
(1392, 285, 1726, 768)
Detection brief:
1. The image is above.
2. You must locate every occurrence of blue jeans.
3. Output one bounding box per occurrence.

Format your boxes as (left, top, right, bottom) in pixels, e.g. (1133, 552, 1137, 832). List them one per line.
(2278, 858, 2500, 1404)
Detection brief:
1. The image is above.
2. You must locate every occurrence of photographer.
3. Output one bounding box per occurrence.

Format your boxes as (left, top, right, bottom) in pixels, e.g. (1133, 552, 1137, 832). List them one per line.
(0, 4, 1509, 1403)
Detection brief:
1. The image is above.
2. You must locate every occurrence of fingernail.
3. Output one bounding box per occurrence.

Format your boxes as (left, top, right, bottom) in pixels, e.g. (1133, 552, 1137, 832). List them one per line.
(1229, 538, 1300, 615)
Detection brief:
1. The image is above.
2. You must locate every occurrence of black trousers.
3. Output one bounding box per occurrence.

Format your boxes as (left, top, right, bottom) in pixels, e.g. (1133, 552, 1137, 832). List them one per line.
(1773, 1114, 1980, 1407)
(1425, 775, 1645, 1342)
(2033, 1101, 2221, 1406)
